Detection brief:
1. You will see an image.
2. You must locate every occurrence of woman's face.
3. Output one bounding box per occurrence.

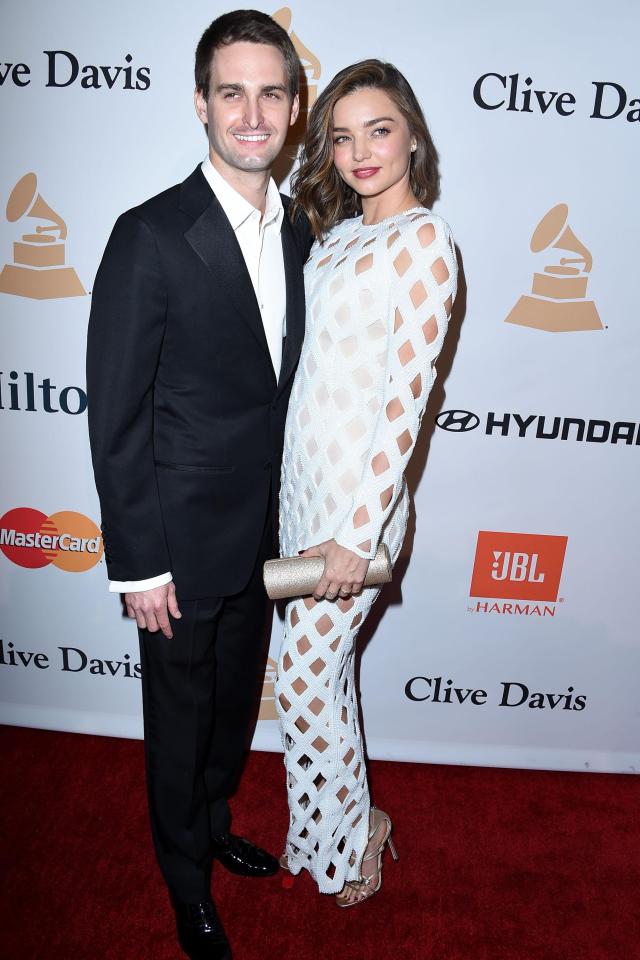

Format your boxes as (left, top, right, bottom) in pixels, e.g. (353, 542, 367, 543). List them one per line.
(331, 87, 416, 200)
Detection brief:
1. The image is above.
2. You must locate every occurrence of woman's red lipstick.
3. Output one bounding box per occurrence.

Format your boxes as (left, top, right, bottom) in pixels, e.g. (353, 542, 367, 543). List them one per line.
(353, 167, 380, 179)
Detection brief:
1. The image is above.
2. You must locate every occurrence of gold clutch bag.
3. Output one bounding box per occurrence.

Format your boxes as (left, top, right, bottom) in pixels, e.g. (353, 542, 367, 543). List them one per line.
(263, 543, 392, 600)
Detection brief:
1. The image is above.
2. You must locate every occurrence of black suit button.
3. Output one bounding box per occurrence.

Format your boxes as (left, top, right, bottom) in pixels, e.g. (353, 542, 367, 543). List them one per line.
(271, 402, 277, 411)
(263, 461, 272, 470)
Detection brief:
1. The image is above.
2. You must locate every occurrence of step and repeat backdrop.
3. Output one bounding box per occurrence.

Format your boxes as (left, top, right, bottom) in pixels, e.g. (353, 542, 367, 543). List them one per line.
(1, 0, 638, 772)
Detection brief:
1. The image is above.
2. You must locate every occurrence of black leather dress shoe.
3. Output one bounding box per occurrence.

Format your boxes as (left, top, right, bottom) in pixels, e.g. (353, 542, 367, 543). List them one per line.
(211, 833, 279, 877)
(174, 899, 231, 960)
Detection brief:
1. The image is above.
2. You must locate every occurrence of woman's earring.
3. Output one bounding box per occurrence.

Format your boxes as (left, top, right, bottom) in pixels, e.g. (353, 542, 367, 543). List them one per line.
(410, 143, 417, 153)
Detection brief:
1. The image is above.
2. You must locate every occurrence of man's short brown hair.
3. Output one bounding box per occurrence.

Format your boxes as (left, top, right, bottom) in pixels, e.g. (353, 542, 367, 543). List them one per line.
(195, 9, 300, 101)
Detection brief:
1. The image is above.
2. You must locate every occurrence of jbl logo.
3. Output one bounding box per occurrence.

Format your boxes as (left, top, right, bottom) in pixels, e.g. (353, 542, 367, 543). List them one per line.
(491, 551, 544, 583)
(471, 532, 567, 601)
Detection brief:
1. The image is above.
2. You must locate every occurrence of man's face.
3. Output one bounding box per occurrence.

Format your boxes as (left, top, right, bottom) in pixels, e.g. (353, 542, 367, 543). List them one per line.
(195, 41, 299, 176)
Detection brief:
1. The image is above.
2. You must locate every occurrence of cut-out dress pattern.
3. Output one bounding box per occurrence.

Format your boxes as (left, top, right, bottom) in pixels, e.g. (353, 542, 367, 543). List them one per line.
(276, 208, 457, 892)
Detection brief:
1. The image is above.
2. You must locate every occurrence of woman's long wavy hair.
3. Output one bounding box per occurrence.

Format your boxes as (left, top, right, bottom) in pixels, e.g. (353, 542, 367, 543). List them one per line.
(290, 59, 440, 240)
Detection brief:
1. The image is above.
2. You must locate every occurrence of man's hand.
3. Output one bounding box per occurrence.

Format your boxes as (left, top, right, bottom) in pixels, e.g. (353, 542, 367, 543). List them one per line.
(300, 540, 370, 602)
(125, 583, 181, 639)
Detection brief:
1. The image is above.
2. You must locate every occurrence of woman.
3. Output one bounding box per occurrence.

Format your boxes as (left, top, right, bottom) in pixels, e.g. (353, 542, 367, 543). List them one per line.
(275, 59, 457, 906)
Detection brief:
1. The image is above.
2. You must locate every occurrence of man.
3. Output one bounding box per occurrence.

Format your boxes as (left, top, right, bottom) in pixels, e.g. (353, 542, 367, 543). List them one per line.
(87, 11, 311, 960)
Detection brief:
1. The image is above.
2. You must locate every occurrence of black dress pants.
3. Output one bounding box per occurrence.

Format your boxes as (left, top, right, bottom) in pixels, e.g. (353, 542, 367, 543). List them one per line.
(138, 517, 273, 902)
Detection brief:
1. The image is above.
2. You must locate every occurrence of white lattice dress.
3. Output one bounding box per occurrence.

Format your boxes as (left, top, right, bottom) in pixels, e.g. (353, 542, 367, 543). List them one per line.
(276, 207, 457, 893)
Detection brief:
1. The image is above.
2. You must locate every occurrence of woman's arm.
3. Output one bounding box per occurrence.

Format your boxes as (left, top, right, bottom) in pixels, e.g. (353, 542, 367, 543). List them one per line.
(333, 213, 458, 559)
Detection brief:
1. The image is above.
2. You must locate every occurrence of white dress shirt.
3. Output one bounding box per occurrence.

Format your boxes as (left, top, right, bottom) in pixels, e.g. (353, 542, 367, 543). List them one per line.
(109, 157, 287, 593)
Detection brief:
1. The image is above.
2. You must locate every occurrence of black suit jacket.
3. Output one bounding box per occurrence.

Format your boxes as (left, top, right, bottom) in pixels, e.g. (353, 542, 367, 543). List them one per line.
(87, 165, 311, 598)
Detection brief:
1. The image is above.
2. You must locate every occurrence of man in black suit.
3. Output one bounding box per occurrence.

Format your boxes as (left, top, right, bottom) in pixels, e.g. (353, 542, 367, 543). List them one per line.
(87, 11, 311, 959)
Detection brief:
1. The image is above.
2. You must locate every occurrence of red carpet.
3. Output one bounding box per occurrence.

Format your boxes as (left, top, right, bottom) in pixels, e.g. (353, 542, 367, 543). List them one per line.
(1, 726, 638, 960)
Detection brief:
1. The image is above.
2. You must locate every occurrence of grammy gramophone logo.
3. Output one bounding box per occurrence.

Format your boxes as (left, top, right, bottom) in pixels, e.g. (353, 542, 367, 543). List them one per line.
(0, 173, 86, 300)
(506, 204, 602, 333)
(259, 656, 279, 721)
(273, 6, 321, 117)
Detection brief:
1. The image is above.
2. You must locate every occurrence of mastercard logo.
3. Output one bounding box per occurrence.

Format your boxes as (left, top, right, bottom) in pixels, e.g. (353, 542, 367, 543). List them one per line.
(0, 507, 103, 572)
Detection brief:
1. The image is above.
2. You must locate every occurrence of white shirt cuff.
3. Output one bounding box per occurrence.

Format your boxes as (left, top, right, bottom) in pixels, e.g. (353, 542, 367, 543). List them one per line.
(109, 572, 173, 593)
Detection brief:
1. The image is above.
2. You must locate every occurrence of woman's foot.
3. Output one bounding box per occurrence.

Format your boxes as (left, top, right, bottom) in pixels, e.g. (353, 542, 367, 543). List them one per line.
(335, 807, 398, 907)
(334, 879, 362, 906)
(334, 818, 387, 907)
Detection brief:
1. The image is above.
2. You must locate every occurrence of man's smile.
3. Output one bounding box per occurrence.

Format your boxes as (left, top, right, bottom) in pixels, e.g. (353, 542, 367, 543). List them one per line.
(233, 133, 270, 142)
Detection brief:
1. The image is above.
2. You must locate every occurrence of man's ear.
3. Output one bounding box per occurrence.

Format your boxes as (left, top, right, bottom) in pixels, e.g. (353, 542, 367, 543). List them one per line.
(194, 87, 208, 125)
(289, 93, 300, 127)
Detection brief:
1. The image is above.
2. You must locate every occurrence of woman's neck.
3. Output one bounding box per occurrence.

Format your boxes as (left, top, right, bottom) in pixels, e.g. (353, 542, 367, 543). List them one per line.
(360, 181, 419, 226)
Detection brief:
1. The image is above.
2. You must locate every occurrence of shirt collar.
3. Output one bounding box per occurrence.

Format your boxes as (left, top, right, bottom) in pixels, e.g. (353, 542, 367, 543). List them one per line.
(201, 156, 283, 233)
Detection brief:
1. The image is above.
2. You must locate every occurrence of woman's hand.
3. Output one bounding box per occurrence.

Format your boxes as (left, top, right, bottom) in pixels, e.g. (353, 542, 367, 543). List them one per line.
(300, 539, 370, 601)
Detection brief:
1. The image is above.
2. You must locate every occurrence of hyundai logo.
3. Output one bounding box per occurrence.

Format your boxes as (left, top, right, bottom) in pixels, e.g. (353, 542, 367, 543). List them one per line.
(436, 410, 480, 432)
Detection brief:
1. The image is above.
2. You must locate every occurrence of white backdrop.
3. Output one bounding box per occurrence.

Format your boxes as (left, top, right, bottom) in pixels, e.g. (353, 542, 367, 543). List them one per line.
(1, 0, 638, 773)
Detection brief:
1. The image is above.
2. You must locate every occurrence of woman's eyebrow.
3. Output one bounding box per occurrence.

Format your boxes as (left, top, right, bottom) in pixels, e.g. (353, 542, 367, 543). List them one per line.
(333, 116, 396, 132)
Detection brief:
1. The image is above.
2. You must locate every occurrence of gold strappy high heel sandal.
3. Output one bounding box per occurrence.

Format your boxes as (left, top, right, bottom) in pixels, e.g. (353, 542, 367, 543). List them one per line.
(335, 807, 398, 907)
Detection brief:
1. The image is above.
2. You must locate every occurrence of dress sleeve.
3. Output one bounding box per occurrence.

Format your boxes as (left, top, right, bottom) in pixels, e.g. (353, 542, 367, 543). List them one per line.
(334, 213, 457, 558)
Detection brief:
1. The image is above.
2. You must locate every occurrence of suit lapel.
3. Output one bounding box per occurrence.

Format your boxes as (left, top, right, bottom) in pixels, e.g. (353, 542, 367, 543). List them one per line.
(277, 213, 306, 395)
(181, 168, 273, 368)
(179, 167, 306, 394)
